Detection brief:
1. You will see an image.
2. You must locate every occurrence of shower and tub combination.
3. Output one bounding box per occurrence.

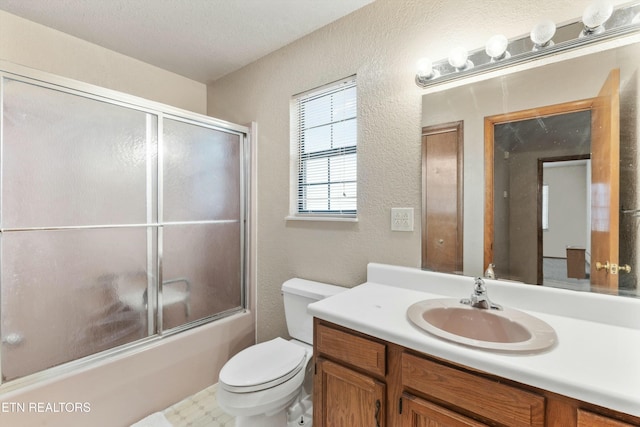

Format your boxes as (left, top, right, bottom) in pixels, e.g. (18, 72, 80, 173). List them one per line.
(0, 61, 250, 386)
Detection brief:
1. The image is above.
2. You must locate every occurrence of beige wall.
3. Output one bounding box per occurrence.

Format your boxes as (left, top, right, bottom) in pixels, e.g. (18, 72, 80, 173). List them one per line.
(0, 8, 256, 427)
(544, 164, 589, 259)
(0, 10, 206, 114)
(206, 0, 613, 342)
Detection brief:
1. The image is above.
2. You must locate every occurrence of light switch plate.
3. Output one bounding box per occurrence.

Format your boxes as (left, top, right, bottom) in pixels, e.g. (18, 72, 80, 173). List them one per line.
(391, 207, 414, 231)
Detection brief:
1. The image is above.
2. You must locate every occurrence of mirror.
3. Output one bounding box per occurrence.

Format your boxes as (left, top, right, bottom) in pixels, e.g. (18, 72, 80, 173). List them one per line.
(421, 37, 639, 297)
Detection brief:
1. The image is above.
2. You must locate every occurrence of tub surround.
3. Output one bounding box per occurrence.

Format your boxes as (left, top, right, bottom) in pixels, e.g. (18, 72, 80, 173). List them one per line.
(308, 263, 640, 418)
(0, 311, 254, 427)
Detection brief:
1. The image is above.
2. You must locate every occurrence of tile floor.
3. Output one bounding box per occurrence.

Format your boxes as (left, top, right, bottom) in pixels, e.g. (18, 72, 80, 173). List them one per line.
(163, 383, 235, 427)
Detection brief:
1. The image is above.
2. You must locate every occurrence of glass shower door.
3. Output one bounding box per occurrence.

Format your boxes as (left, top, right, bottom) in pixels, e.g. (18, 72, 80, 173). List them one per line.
(161, 118, 244, 330)
(0, 78, 157, 381)
(0, 74, 247, 383)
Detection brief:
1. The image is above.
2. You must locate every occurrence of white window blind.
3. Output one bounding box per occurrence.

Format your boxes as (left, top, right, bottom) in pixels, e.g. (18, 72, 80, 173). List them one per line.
(292, 76, 357, 216)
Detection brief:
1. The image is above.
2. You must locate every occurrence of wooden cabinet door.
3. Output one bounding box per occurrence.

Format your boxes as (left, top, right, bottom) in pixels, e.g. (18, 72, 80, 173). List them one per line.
(401, 393, 489, 427)
(421, 121, 464, 273)
(314, 357, 385, 427)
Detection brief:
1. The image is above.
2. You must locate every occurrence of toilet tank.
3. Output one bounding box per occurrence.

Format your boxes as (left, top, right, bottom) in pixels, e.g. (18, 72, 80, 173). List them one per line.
(282, 278, 346, 345)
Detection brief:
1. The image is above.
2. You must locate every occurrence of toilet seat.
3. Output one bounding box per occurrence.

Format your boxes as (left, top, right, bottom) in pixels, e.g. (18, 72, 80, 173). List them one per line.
(219, 337, 307, 393)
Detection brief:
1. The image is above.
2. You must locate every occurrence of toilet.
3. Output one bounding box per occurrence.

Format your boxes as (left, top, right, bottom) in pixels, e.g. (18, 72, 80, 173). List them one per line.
(217, 278, 345, 427)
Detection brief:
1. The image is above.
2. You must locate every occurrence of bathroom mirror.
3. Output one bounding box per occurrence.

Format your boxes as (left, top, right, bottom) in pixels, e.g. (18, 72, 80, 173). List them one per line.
(421, 36, 640, 297)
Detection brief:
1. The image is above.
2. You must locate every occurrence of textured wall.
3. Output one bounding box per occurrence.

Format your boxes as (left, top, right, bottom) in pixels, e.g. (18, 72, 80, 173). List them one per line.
(206, 0, 610, 342)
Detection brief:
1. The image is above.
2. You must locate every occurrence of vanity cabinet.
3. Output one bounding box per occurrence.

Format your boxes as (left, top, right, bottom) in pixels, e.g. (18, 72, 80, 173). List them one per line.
(314, 321, 387, 426)
(313, 318, 640, 427)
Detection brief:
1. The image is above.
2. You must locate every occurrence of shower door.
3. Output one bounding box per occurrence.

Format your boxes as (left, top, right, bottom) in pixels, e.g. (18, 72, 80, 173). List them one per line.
(161, 118, 244, 330)
(0, 75, 247, 383)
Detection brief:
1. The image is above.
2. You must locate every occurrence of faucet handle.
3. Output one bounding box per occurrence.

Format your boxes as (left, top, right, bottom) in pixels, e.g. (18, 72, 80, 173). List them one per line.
(488, 301, 503, 310)
(473, 277, 486, 295)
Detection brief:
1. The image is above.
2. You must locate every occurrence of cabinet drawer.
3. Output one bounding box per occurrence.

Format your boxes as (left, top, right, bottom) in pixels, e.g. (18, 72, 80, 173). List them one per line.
(577, 409, 638, 427)
(315, 323, 386, 377)
(402, 352, 545, 427)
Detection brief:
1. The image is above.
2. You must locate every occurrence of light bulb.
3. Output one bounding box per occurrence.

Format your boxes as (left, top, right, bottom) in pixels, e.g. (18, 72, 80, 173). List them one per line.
(415, 57, 440, 85)
(448, 46, 472, 70)
(530, 20, 556, 50)
(416, 57, 434, 78)
(583, 5, 613, 28)
(582, 0, 613, 31)
(485, 34, 510, 61)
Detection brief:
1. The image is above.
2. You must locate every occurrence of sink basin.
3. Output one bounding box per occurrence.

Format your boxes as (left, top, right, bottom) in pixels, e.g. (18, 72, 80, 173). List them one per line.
(407, 298, 557, 353)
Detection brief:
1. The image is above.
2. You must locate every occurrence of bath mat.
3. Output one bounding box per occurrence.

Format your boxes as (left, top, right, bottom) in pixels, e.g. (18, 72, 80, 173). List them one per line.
(163, 383, 235, 427)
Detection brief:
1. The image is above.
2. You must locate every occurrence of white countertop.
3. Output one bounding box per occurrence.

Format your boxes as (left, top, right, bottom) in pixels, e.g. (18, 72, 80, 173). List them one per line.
(307, 263, 640, 418)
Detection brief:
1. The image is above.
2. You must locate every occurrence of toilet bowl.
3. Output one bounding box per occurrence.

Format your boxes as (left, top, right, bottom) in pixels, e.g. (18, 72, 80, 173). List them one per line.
(217, 338, 311, 419)
(217, 278, 345, 427)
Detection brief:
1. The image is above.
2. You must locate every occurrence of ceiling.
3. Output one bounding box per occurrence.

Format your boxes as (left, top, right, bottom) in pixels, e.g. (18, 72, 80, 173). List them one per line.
(0, 0, 374, 84)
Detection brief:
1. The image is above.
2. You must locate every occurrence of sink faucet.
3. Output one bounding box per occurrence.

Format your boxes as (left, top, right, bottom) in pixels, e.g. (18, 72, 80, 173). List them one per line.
(460, 277, 502, 310)
(484, 263, 495, 279)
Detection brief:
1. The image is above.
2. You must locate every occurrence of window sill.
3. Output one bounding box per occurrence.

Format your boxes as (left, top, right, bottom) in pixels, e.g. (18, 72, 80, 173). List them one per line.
(285, 215, 358, 223)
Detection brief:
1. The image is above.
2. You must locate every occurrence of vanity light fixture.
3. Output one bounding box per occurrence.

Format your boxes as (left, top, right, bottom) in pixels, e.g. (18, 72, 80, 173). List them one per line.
(530, 20, 556, 50)
(485, 34, 510, 61)
(414, 0, 640, 89)
(580, 0, 614, 37)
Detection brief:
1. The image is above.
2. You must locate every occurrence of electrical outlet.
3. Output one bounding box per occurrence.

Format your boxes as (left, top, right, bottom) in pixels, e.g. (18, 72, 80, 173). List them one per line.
(391, 208, 414, 231)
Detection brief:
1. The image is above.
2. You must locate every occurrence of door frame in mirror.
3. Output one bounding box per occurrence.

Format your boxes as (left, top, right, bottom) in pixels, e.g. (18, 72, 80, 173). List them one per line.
(483, 98, 596, 283)
(536, 154, 592, 285)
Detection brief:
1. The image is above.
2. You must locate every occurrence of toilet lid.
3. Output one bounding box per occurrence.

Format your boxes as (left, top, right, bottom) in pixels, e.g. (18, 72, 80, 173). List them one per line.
(219, 337, 307, 392)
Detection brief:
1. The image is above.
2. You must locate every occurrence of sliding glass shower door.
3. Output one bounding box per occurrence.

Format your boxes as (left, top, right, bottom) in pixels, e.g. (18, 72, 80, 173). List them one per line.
(0, 75, 247, 383)
(161, 118, 243, 329)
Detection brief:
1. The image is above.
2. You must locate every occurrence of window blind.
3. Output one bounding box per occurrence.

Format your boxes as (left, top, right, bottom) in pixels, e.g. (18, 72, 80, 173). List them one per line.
(293, 76, 357, 216)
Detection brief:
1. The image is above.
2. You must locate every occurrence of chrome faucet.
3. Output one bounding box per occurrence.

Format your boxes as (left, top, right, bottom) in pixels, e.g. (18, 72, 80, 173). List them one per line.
(484, 263, 495, 279)
(460, 277, 502, 310)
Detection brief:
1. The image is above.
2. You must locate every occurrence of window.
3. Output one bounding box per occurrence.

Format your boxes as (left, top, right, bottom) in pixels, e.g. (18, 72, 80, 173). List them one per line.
(291, 76, 357, 218)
